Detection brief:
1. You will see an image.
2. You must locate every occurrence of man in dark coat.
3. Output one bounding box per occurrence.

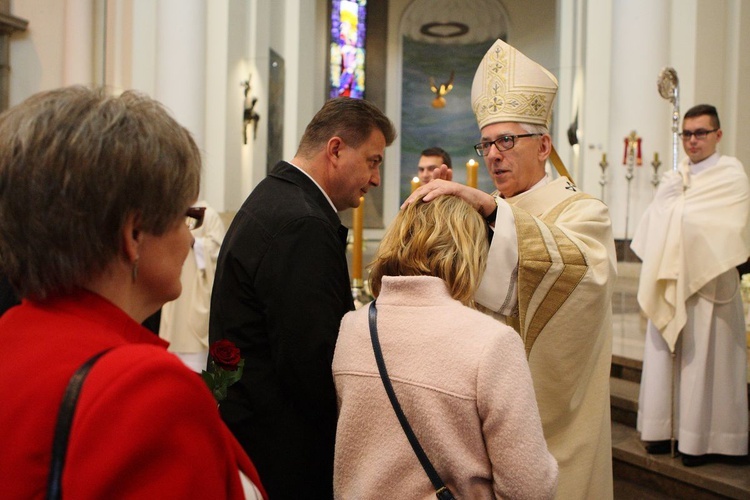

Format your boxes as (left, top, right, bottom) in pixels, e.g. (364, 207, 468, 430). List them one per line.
(209, 97, 396, 499)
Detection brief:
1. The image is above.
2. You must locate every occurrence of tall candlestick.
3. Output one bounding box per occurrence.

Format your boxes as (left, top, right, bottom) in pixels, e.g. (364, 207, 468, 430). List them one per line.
(651, 152, 662, 188)
(599, 152, 609, 200)
(636, 138, 643, 166)
(623, 138, 629, 165)
(466, 159, 478, 188)
(410, 176, 420, 193)
(351, 196, 364, 283)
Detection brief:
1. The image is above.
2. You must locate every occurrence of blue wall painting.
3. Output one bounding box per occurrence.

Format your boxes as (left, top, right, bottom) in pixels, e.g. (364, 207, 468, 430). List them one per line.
(399, 38, 497, 202)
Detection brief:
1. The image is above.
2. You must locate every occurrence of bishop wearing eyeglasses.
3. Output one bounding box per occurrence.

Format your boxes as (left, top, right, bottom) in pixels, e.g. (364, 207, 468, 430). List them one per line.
(405, 39, 617, 499)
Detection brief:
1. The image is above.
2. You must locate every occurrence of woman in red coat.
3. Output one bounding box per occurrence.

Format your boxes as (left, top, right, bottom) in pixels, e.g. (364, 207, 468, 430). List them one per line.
(0, 86, 266, 499)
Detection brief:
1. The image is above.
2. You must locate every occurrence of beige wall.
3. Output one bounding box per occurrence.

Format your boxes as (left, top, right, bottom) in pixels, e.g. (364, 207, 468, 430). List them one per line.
(9, 0, 66, 106)
(7, 0, 750, 223)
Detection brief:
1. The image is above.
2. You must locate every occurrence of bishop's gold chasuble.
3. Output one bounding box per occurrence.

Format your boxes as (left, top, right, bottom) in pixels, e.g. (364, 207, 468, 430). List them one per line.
(478, 177, 617, 500)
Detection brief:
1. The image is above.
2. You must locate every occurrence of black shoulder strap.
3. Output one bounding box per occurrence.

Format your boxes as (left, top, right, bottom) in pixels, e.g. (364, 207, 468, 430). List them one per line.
(368, 301, 455, 500)
(46, 348, 113, 500)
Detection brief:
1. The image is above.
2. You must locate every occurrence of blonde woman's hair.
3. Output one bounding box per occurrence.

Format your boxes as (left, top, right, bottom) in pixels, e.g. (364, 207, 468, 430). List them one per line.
(369, 195, 489, 307)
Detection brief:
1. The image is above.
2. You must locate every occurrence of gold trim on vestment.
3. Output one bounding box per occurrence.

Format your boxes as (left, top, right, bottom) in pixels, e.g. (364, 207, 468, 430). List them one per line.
(512, 207, 551, 354)
(513, 193, 591, 356)
(544, 192, 591, 222)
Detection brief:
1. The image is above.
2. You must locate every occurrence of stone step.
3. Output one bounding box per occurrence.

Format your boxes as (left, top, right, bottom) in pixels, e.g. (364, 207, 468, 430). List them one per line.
(610, 376, 639, 428)
(612, 421, 750, 499)
(610, 370, 750, 499)
(611, 354, 642, 383)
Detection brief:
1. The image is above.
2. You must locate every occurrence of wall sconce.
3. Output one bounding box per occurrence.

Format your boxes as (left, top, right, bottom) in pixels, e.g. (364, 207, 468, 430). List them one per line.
(241, 78, 260, 144)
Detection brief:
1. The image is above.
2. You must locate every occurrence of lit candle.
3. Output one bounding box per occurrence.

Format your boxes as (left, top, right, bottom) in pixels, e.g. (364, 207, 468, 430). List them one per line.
(602, 153, 607, 163)
(351, 196, 364, 283)
(410, 176, 420, 193)
(466, 159, 478, 188)
(654, 151, 659, 162)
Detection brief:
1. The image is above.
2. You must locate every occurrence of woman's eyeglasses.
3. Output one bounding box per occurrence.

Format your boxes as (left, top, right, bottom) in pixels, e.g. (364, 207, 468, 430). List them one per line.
(185, 206, 206, 230)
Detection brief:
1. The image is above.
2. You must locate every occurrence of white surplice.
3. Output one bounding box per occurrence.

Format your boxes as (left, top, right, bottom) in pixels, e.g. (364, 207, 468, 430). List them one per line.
(632, 154, 750, 456)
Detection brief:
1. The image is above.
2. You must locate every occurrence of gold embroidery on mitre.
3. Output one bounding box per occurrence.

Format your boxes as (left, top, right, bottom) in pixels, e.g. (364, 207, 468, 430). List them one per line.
(472, 39, 558, 130)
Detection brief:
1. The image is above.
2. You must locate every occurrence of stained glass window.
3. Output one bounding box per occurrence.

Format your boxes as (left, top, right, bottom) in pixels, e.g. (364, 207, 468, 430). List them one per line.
(329, 0, 367, 99)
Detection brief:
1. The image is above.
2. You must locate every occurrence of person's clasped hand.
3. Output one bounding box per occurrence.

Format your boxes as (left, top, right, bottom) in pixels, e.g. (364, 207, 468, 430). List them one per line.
(655, 170, 685, 204)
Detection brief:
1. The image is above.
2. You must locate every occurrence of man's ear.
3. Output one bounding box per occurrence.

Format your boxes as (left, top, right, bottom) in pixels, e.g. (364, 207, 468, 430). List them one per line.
(122, 212, 142, 262)
(327, 136, 344, 162)
(538, 134, 552, 162)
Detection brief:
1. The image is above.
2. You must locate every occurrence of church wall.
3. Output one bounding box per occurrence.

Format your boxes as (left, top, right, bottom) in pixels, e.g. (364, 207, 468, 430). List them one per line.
(205, 0, 233, 210)
(605, 0, 672, 244)
(6, 0, 750, 223)
(130, 0, 156, 95)
(694, 1, 727, 119)
(63, 0, 95, 85)
(735, 1, 750, 172)
(577, 0, 612, 201)
(9, 0, 66, 106)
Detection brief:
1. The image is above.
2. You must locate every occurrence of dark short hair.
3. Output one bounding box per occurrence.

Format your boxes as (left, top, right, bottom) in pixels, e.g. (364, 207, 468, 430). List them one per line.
(0, 86, 201, 300)
(296, 97, 396, 158)
(684, 104, 720, 129)
(420, 147, 452, 168)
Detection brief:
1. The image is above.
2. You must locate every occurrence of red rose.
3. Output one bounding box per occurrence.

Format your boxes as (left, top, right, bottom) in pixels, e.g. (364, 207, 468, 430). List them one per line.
(210, 340, 241, 371)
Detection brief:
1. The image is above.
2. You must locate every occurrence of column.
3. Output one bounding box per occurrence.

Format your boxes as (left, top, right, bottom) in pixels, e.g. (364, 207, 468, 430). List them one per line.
(154, 0, 207, 156)
(63, 0, 94, 85)
(607, 0, 670, 243)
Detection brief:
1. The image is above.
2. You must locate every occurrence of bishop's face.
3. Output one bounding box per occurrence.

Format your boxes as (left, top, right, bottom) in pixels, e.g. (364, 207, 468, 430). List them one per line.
(682, 114, 722, 164)
(479, 122, 548, 198)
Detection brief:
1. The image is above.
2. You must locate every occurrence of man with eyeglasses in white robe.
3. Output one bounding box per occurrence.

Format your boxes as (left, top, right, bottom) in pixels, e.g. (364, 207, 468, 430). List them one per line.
(632, 104, 750, 467)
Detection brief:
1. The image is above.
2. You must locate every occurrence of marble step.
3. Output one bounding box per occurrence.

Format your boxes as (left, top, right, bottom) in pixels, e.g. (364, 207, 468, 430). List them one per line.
(612, 421, 750, 499)
(610, 376, 639, 428)
(609, 374, 750, 499)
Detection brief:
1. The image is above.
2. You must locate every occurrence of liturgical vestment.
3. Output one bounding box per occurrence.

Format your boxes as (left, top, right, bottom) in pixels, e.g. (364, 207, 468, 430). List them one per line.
(476, 176, 616, 500)
(631, 155, 750, 455)
(160, 202, 225, 372)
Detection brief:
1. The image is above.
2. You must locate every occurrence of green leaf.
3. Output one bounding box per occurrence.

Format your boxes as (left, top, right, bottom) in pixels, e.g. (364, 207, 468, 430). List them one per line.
(201, 370, 216, 390)
(214, 385, 228, 402)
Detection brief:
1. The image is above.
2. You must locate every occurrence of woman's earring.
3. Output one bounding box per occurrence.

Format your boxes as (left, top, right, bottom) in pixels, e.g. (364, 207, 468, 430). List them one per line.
(132, 257, 139, 283)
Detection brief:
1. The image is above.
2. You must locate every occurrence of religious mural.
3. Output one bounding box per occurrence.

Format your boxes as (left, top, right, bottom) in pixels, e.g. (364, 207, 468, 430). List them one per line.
(399, 38, 496, 202)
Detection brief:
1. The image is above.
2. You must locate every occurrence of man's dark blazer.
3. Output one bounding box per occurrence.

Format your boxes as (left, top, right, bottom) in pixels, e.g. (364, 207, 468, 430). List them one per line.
(209, 161, 354, 499)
